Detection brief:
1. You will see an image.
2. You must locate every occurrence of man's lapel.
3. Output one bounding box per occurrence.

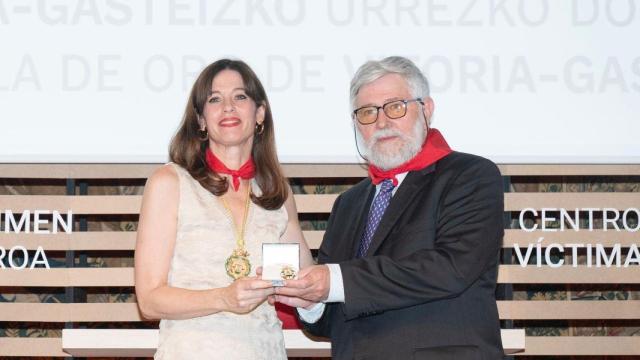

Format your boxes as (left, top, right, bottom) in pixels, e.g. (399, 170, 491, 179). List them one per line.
(364, 164, 436, 257)
(347, 184, 376, 259)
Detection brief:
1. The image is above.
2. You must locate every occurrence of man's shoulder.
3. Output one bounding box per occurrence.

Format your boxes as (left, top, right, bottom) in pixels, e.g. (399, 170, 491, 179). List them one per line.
(436, 151, 501, 178)
(438, 151, 497, 169)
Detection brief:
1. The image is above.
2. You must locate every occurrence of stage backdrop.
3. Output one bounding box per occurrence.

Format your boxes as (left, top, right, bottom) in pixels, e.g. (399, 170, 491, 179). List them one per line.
(1, 0, 639, 163)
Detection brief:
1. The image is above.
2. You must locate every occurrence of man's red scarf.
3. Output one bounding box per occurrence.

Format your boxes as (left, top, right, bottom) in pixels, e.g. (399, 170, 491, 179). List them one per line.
(205, 148, 255, 191)
(368, 128, 452, 185)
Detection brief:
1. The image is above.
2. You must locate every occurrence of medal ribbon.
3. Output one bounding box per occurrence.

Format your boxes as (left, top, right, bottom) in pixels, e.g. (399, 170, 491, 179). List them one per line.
(221, 184, 252, 279)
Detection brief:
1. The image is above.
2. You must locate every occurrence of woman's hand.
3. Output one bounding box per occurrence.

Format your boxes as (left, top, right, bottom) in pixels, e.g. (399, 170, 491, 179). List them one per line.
(221, 276, 275, 314)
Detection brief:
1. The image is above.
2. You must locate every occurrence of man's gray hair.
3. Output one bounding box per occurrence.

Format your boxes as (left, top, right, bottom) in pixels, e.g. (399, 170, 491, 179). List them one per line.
(350, 56, 430, 110)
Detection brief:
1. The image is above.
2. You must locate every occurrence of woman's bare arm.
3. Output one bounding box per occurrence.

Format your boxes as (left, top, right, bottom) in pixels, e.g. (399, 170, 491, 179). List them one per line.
(134, 165, 274, 320)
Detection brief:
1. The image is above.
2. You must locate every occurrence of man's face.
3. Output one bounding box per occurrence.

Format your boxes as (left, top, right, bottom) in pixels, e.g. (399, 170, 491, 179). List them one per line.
(354, 73, 434, 170)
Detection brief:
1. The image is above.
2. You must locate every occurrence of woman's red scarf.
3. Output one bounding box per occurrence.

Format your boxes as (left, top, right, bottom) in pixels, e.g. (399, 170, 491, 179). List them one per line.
(205, 149, 255, 191)
(368, 128, 452, 185)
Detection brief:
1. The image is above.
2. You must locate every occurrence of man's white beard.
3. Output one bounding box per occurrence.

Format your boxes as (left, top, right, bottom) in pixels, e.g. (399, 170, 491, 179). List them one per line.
(356, 117, 427, 170)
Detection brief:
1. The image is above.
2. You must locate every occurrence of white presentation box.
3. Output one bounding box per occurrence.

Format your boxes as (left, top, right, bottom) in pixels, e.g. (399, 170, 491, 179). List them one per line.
(262, 243, 299, 286)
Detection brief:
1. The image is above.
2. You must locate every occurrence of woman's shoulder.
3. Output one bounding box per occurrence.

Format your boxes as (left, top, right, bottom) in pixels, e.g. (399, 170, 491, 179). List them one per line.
(145, 163, 180, 193)
(139, 164, 181, 213)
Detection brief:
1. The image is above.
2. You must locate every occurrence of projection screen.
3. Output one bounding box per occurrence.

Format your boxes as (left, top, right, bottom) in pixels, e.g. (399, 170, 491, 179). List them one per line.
(0, 1, 638, 163)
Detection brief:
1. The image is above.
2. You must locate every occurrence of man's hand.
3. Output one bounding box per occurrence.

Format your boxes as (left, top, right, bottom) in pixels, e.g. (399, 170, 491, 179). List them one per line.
(259, 265, 318, 309)
(271, 294, 318, 310)
(274, 265, 330, 303)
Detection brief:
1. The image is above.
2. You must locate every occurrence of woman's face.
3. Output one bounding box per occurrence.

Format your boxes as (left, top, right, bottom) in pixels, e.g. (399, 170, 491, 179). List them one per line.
(199, 69, 264, 147)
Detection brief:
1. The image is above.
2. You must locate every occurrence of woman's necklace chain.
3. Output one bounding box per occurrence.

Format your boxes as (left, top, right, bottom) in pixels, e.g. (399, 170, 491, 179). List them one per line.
(221, 182, 252, 280)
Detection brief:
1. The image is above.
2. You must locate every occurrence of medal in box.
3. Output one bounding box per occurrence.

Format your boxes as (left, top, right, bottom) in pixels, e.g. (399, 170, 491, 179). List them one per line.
(262, 243, 299, 286)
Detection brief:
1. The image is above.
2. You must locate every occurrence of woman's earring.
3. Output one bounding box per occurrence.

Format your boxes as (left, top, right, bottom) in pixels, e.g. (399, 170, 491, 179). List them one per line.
(198, 127, 208, 141)
(255, 123, 265, 135)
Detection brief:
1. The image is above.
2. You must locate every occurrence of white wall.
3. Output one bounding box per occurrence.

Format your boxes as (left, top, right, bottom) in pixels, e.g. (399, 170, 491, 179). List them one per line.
(1, 0, 638, 163)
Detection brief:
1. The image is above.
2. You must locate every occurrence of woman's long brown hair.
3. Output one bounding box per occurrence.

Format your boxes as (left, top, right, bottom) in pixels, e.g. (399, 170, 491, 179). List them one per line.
(169, 59, 288, 210)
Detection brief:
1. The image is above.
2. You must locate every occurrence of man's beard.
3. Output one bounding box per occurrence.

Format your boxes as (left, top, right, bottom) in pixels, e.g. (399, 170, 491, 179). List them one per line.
(356, 117, 427, 171)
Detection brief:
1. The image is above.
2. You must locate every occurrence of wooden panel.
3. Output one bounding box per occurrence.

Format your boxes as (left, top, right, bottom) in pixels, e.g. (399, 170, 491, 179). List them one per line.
(0, 162, 637, 359)
(292, 194, 338, 213)
(497, 300, 640, 320)
(0, 194, 338, 214)
(61, 329, 333, 358)
(0, 164, 158, 179)
(0, 232, 137, 251)
(4, 301, 639, 323)
(2, 230, 634, 251)
(2, 192, 637, 216)
(61, 329, 525, 357)
(498, 164, 640, 176)
(503, 229, 639, 248)
(518, 336, 640, 356)
(0, 268, 133, 287)
(0, 195, 142, 214)
(310, 230, 636, 250)
(0, 337, 67, 357)
(7, 331, 639, 357)
(0, 231, 324, 251)
(0, 163, 369, 179)
(0, 302, 143, 322)
(498, 265, 640, 284)
(504, 192, 640, 211)
(2, 163, 640, 178)
(283, 164, 368, 178)
(2, 266, 639, 287)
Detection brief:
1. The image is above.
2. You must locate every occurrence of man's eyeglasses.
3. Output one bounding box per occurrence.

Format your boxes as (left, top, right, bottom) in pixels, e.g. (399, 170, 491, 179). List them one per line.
(352, 98, 424, 125)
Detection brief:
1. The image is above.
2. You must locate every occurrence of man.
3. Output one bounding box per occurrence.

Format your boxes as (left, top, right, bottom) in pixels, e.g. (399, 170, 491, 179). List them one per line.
(275, 56, 504, 359)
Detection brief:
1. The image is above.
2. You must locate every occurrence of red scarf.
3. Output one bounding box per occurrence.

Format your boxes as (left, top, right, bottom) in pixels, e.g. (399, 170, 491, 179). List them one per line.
(369, 128, 452, 185)
(205, 149, 255, 191)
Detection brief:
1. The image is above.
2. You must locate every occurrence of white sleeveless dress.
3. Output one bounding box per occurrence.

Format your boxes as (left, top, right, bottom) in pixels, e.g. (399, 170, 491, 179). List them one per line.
(154, 163, 288, 360)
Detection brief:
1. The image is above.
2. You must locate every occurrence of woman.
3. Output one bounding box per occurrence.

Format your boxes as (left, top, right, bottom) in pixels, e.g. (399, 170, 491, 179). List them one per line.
(134, 59, 313, 359)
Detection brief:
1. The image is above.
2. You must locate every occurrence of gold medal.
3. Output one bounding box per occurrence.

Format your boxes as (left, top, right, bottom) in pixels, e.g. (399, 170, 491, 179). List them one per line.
(280, 265, 296, 280)
(225, 249, 251, 280)
(220, 183, 253, 280)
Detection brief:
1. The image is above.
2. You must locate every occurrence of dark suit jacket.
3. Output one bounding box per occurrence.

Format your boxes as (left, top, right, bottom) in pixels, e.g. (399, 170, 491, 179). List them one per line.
(301, 152, 504, 360)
